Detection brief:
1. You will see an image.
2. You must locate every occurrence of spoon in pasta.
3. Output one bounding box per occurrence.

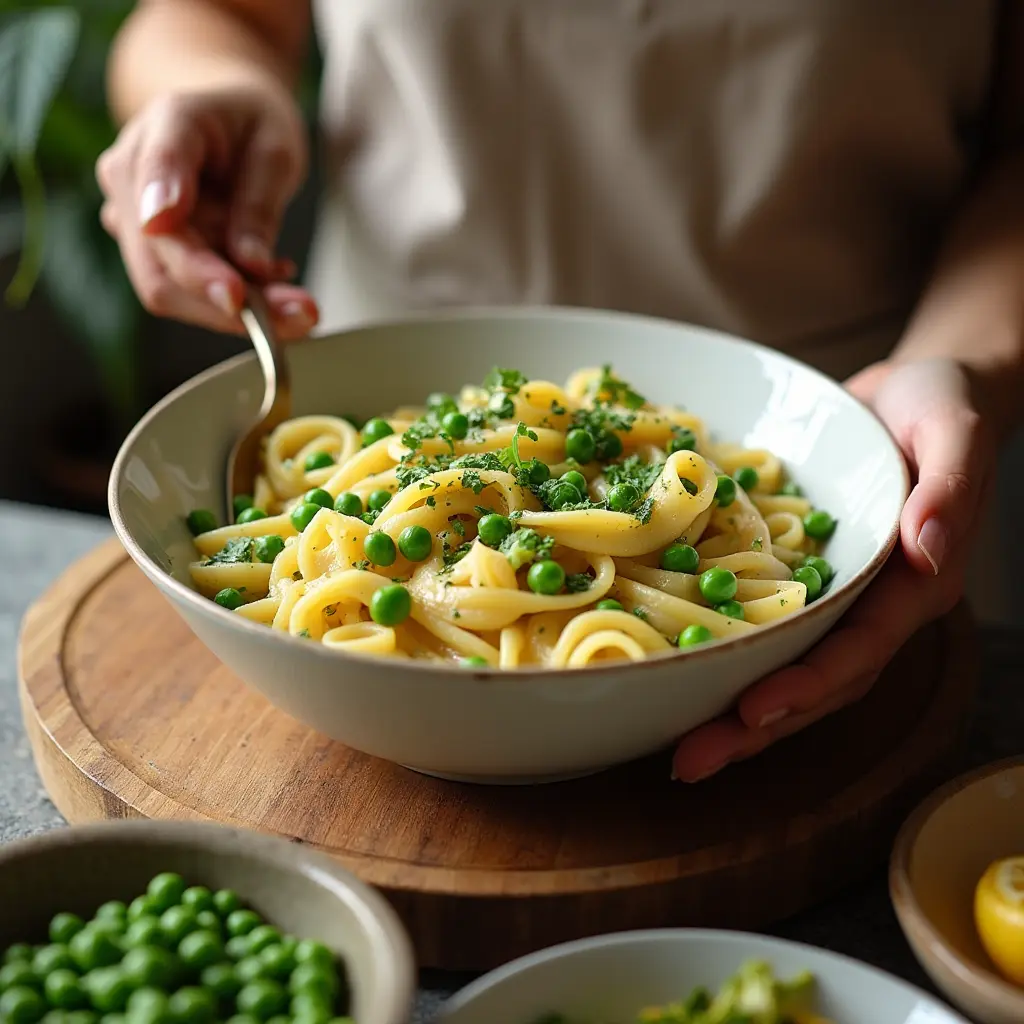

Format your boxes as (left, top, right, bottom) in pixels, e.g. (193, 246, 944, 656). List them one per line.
(225, 286, 293, 523)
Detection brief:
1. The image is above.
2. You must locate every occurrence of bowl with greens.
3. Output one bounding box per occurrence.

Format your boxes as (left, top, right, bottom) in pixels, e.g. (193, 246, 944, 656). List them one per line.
(439, 929, 967, 1024)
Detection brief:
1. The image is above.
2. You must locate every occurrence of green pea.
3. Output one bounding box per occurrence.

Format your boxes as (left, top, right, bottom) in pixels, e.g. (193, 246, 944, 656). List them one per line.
(1, 963, 39, 992)
(292, 944, 333, 971)
(185, 511, 217, 537)
(255, 535, 287, 566)
(803, 509, 836, 541)
(265, 1017, 289, 1024)
(89, 920, 124, 941)
(360, 419, 393, 447)
(224, 938, 250, 963)
(1, 986, 46, 1024)
(779, 481, 803, 497)
(177, 932, 222, 973)
(232, 495, 254, 518)
(255, 946, 292, 982)
(82, 968, 130, 1014)
(50, 915, 86, 946)
(304, 488, 334, 510)
(595, 599, 623, 612)
(303, 452, 335, 472)
(225, 912, 261, 940)
(69, 931, 121, 974)
(212, 892, 242, 919)
(734, 466, 759, 492)
(363, 532, 396, 567)
(715, 599, 745, 620)
(289, 992, 331, 1024)
(596, 431, 623, 460)
(441, 411, 469, 440)
(236, 508, 268, 525)
(289, 964, 337, 1000)
(199, 964, 239, 1001)
(678, 624, 713, 647)
(233, 958, 268, 987)
(236, 980, 287, 1021)
(243, 929, 279, 958)
(288, 503, 319, 533)
(193, 912, 221, 936)
(333, 493, 362, 518)
(126, 900, 154, 924)
(527, 560, 565, 596)
(698, 566, 738, 605)
(225, 1017, 261, 1024)
(45, 973, 87, 1012)
(41, 1012, 68, 1024)
(526, 460, 551, 486)
(801, 554, 834, 587)
(546, 482, 582, 510)
(487, 393, 515, 419)
(659, 544, 700, 574)
(166, 987, 215, 1024)
(792, 565, 823, 601)
(147, 872, 187, 905)
(460, 657, 488, 668)
(564, 429, 596, 464)
(714, 475, 737, 508)
(125, 988, 168, 1024)
(96, 903, 127, 924)
(476, 514, 512, 547)
(559, 471, 587, 494)
(214, 588, 243, 611)
(366, 489, 392, 513)
(606, 483, 639, 512)
(33, 945, 75, 976)
(667, 429, 697, 454)
(159, 906, 198, 947)
(63, 1012, 97, 1024)
(123, 919, 166, 952)
(120, 947, 176, 991)
(4, 946, 34, 966)
(368, 585, 411, 627)
(397, 525, 432, 562)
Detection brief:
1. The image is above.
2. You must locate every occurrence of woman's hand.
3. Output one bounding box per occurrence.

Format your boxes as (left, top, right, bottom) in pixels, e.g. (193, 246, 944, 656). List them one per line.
(96, 84, 319, 338)
(671, 358, 996, 782)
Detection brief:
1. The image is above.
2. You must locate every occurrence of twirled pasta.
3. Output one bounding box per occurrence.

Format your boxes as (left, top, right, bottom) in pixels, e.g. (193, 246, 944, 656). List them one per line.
(185, 366, 838, 669)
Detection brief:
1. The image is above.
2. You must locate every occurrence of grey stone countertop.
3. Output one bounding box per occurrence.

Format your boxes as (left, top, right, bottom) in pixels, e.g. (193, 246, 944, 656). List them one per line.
(1, 498, 1021, 1022)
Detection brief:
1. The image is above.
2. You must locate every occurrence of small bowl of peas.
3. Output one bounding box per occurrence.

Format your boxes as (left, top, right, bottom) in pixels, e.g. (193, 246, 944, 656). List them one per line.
(0, 820, 415, 1024)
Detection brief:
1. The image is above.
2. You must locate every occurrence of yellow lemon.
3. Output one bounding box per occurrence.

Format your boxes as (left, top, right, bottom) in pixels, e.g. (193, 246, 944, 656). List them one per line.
(974, 855, 1024, 986)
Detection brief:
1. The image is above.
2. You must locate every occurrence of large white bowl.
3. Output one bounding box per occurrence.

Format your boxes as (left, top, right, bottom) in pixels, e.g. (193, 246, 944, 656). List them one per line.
(439, 929, 968, 1024)
(109, 307, 908, 783)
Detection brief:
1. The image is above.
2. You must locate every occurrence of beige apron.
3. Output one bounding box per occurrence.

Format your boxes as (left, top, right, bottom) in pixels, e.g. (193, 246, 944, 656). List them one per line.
(307, 0, 1009, 622)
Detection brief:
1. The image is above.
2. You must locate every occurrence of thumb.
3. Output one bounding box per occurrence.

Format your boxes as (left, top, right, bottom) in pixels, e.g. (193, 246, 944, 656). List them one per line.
(226, 119, 305, 275)
(136, 103, 206, 235)
(900, 404, 988, 576)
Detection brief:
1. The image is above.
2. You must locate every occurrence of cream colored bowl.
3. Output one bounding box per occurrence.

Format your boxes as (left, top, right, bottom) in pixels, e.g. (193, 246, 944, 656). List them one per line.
(891, 758, 1024, 1024)
(109, 307, 907, 783)
(0, 820, 415, 1024)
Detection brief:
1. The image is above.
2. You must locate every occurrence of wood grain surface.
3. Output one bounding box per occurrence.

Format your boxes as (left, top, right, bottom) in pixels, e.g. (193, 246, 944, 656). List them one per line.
(18, 538, 978, 970)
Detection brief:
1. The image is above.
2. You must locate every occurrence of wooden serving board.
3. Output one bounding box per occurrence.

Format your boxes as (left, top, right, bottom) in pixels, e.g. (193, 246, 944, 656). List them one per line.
(19, 539, 977, 972)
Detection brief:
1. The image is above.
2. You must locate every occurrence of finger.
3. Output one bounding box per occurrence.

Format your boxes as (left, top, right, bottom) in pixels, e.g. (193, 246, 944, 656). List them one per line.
(134, 101, 207, 235)
(900, 405, 988, 575)
(226, 122, 303, 276)
(259, 282, 321, 341)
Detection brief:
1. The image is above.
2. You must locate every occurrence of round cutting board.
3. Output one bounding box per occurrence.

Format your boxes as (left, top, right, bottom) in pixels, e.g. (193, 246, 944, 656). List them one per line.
(19, 539, 977, 971)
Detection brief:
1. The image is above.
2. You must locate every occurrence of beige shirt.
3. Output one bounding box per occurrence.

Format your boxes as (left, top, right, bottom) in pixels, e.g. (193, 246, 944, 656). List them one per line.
(308, 0, 998, 380)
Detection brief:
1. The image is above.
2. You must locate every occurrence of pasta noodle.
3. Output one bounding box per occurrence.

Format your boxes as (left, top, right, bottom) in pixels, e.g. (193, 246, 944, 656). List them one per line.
(185, 366, 838, 669)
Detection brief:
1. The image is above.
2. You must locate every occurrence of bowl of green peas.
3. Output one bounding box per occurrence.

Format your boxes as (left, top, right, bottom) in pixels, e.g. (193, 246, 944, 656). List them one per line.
(0, 821, 414, 1024)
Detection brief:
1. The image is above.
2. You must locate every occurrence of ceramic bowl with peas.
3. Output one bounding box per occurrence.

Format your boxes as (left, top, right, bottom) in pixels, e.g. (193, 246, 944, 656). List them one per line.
(0, 821, 414, 1024)
(110, 307, 908, 783)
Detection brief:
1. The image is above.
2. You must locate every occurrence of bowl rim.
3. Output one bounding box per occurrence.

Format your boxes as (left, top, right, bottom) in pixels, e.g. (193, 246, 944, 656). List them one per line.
(0, 820, 416, 1024)
(439, 926, 968, 1021)
(889, 755, 1024, 1012)
(109, 304, 910, 680)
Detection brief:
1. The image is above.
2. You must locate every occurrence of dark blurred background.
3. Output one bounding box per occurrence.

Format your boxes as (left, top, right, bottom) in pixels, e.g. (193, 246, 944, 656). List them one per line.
(0, 1, 322, 516)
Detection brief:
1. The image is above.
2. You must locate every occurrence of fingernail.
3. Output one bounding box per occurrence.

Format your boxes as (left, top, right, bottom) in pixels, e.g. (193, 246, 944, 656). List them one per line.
(139, 179, 180, 226)
(757, 708, 788, 729)
(682, 759, 730, 783)
(917, 518, 947, 575)
(207, 282, 237, 317)
(235, 234, 270, 265)
(279, 301, 313, 322)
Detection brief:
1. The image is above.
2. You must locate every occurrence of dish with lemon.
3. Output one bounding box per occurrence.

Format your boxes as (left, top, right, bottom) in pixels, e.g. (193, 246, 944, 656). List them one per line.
(974, 855, 1024, 988)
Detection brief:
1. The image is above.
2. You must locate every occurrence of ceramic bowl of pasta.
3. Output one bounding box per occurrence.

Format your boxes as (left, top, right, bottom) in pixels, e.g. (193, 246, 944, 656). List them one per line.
(438, 929, 968, 1024)
(109, 307, 908, 783)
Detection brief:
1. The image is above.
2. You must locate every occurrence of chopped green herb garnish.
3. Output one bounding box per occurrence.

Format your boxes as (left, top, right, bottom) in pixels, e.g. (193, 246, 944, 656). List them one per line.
(498, 528, 555, 570)
(565, 573, 592, 593)
(483, 368, 528, 394)
(204, 537, 254, 565)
